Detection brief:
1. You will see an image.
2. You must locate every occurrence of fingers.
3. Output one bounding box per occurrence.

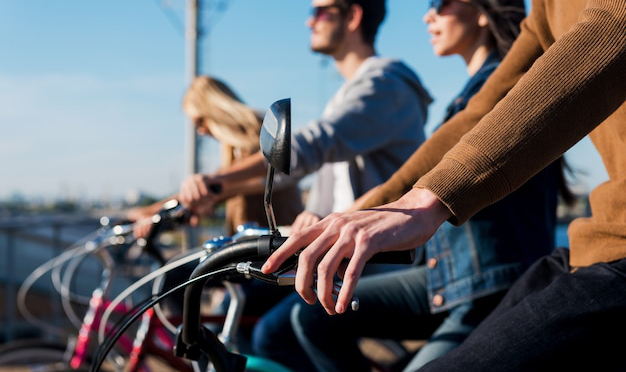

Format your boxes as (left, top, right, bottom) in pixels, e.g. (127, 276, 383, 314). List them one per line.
(334, 247, 367, 314)
(179, 175, 209, 205)
(289, 214, 305, 233)
(179, 174, 220, 216)
(261, 220, 327, 274)
(132, 217, 153, 239)
(337, 260, 349, 280)
(290, 211, 321, 233)
(262, 218, 334, 305)
(262, 212, 368, 314)
(127, 207, 149, 222)
(312, 236, 353, 314)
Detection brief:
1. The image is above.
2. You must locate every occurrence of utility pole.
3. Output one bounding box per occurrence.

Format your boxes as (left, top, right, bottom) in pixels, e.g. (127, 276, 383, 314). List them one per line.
(184, 0, 200, 248)
(185, 0, 199, 176)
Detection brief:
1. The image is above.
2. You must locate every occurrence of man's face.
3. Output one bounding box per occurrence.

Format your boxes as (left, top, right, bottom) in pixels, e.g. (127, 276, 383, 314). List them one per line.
(307, 0, 348, 55)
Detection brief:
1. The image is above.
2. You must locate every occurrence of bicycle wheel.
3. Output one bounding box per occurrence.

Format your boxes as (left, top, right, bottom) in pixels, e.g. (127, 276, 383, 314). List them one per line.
(0, 339, 77, 371)
(0, 339, 123, 372)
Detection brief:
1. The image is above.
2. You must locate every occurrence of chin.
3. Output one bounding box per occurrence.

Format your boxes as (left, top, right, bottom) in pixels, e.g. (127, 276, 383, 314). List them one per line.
(312, 46, 332, 54)
(432, 46, 450, 57)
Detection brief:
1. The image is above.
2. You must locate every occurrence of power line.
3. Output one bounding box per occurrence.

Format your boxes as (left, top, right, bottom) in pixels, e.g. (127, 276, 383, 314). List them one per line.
(198, 0, 234, 34)
(150, 0, 234, 44)
(151, 0, 185, 37)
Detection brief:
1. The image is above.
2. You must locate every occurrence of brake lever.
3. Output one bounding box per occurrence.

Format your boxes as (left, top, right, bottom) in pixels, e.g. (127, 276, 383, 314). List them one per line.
(236, 261, 359, 311)
(276, 270, 359, 311)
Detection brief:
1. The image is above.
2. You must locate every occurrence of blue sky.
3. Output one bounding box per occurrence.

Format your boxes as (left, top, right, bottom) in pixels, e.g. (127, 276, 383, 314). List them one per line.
(0, 0, 607, 202)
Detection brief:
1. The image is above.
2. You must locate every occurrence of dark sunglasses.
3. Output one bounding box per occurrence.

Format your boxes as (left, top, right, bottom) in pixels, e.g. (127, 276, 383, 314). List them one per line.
(428, 0, 447, 13)
(311, 4, 346, 21)
(429, 0, 474, 14)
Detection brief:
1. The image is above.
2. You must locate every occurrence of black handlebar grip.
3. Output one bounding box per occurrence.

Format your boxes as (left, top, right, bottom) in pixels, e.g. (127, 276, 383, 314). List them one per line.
(368, 249, 415, 264)
(209, 183, 222, 194)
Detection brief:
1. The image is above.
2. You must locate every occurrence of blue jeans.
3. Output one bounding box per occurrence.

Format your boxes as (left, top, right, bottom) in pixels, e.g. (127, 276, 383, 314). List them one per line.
(417, 248, 626, 371)
(251, 293, 316, 372)
(251, 263, 411, 372)
(402, 301, 480, 370)
(259, 266, 502, 372)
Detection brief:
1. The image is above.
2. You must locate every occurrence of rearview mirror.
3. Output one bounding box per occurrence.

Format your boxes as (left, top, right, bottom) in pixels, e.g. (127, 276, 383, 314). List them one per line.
(260, 98, 291, 175)
(260, 98, 291, 236)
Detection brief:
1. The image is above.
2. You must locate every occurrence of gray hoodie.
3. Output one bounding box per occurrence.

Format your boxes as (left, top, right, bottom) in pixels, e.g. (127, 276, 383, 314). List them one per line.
(291, 56, 432, 217)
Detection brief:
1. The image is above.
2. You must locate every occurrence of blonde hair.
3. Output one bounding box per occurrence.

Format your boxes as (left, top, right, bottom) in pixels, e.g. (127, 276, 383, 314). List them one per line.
(182, 76, 262, 165)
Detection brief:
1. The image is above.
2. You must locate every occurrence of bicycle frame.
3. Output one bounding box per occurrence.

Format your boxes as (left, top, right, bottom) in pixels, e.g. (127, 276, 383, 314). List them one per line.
(67, 211, 194, 372)
(68, 260, 188, 372)
(10, 205, 197, 372)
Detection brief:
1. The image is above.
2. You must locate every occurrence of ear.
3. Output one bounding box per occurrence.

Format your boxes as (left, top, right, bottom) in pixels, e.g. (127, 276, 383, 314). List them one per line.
(346, 4, 364, 32)
(477, 13, 489, 27)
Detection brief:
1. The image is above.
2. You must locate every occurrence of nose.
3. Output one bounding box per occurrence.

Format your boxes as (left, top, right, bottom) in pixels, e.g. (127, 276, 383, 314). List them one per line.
(423, 8, 436, 23)
(306, 14, 315, 28)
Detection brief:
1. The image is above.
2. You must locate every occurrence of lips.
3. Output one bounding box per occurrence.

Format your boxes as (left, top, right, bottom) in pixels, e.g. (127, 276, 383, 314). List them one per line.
(429, 32, 440, 45)
(428, 27, 440, 44)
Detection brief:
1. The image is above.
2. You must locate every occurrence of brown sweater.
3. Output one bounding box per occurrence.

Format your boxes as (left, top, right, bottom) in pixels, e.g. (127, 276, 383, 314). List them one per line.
(361, 0, 625, 267)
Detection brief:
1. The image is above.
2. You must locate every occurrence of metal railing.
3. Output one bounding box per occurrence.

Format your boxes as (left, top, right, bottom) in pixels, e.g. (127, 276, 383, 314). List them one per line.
(0, 212, 226, 344)
(0, 214, 101, 343)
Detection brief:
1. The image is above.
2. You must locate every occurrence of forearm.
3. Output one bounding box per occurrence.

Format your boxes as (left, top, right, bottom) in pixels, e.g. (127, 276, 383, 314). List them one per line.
(215, 151, 268, 184)
(419, 0, 626, 224)
(217, 177, 266, 201)
(127, 193, 178, 221)
(357, 19, 543, 210)
(358, 85, 513, 209)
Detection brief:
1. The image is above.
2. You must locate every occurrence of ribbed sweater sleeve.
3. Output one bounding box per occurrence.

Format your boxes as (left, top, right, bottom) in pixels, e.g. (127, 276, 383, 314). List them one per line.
(358, 3, 544, 209)
(416, 0, 626, 225)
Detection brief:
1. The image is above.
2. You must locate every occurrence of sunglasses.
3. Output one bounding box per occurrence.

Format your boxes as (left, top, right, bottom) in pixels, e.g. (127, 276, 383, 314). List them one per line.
(311, 4, 346, 21)
(428, 0, 448, 13)
(429, 0, 474, 14)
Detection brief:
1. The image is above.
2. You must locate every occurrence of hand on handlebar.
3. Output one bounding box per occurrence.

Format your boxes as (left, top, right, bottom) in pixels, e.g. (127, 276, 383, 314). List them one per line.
(127, 203, 165, 239)
(261, 188, 452, 315)
(129, 199, 196, 239)
(289, 211, 322, 233)
(132, 216, 154, 239)
(179, 174, 222, 216)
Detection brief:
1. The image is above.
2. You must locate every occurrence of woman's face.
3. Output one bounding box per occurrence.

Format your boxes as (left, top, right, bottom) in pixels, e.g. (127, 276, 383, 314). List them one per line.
(194, 118, 211, 136)
(184, 105, 212, 137)
(423, 0, 485, 58)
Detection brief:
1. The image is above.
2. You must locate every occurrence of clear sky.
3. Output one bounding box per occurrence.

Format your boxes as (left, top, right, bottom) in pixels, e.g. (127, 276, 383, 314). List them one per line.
(0, 0, 607, 202)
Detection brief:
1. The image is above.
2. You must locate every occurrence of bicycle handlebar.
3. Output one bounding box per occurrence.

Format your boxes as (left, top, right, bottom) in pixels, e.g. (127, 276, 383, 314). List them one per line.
(175, 233, 415, 364)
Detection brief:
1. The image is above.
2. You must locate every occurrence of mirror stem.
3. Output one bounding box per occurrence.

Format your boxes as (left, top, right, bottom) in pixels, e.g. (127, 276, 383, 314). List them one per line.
(264, 166, 279, 236)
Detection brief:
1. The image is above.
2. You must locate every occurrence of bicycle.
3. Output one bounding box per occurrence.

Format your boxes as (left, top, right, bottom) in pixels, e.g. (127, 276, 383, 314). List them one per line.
(92, 98, 416, 372)
(0, 201, 197, 372)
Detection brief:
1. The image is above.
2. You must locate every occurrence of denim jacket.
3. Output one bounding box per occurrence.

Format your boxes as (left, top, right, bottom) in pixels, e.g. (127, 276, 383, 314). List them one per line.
(425, 52, 559, 313)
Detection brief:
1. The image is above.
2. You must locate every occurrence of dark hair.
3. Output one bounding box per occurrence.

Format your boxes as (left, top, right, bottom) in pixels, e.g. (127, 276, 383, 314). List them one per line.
(471, 0, 575, 203)
(336, 0, 386, 46)
(471, 0, 526, 56)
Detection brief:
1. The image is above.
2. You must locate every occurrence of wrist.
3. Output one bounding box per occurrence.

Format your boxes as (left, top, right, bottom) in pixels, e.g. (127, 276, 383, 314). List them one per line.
(396, 187, 452, 226)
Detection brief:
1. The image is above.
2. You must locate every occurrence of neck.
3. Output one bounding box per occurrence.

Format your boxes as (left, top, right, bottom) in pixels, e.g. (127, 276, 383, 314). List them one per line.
(460, 27, 496, 76)
(463, 44, 494, 76)
(333, 43, 376, 80)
